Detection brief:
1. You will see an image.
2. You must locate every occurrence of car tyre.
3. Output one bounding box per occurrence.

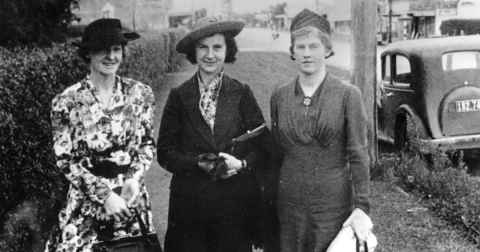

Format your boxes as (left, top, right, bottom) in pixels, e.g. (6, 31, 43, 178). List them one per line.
(395, 113, 420, 151)
(395, 113, 436, 168)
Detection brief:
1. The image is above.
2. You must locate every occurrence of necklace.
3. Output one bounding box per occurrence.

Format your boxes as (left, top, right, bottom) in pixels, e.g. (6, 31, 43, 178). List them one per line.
(303, 96, 312, 116)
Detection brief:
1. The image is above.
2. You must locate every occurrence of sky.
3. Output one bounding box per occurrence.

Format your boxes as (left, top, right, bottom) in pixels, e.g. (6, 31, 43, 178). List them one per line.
(171, 0, 337, 14)
(233, 0, 334, 14)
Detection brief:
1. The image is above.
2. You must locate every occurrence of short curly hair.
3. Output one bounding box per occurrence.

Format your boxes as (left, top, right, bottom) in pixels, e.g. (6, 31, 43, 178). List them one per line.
(78, 44, 127, 63)
(184, 33, 238, 64)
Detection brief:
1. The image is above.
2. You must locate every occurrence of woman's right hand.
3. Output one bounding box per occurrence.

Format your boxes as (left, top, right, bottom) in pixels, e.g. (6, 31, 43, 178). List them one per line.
(197, 153, 217, 173)
(104, 192, 131, 222)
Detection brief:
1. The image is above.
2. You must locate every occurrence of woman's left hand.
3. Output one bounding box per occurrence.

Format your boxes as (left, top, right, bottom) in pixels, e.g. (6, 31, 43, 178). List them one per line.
(342, 208, 373, 243)
(218, 152, 242, 177)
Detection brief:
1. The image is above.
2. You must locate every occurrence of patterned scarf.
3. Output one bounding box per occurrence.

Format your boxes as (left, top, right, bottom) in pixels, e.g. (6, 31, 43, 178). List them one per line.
(198, 71, 224, 132)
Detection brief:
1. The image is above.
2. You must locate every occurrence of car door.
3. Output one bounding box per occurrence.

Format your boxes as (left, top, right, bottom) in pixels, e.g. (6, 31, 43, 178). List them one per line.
(378, 53, 416, 142)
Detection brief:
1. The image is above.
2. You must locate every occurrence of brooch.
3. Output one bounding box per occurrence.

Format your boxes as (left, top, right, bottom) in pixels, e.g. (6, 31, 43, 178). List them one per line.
(303, 96, 312, 107)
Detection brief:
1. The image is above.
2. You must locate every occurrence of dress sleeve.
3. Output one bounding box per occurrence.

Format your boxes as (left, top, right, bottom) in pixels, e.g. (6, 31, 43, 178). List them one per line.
(239, 84, 267, 169)
(270, 88, 285, 162)
(344, 86, 370, 213)
(51, 94, 111, 204)
(270, 89, 281, 150)
(125, 84, 156, 182)
(157, 88, 199, 174)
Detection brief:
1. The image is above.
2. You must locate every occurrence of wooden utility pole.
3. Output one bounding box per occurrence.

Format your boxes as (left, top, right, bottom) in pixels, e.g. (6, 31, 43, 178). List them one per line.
(388, 0, 393, 43)
(351, 0, 378, 163)
(131, 0, 137, 31)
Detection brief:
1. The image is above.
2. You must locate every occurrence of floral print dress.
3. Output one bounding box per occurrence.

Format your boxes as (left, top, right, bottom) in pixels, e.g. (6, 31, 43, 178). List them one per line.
(45, 75, 156, 252)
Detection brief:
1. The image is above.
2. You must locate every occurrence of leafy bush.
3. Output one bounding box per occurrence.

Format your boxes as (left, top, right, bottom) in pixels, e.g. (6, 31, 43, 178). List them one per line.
(0, 44, 85, 251)
(390, 150, 480, 244)
(66, 24, 87, 38)
(121, 29, 186, 86)
(0, 44, 86, 215)
(0, 28, 185, 250)
(0, 0, 80, 47)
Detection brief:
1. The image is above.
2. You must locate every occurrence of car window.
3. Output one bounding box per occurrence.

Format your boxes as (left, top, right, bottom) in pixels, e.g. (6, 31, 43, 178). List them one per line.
(393, 55, 411, 88)
(382, 55, 391, 83)
(442, 51, 480, 71)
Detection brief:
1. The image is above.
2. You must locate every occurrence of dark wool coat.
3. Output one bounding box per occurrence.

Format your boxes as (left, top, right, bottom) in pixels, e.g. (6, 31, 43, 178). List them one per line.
(157, 73, 273, 251)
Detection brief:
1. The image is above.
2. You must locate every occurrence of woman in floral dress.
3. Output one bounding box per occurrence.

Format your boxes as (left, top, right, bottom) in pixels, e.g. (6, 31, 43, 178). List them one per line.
(44, 18, 157, 252)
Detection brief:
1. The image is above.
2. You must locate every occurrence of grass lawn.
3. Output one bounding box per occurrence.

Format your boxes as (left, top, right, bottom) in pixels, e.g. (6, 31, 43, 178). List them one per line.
(145, 51, 478, 251)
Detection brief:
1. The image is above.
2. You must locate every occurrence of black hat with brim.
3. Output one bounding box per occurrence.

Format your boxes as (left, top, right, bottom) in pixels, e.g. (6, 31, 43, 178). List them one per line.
(73, 18, 140, 51)
(176, 17, 244, 54)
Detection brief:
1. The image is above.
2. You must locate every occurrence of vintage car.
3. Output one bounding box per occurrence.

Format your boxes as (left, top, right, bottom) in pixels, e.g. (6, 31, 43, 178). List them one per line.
(378, 35, 480, 172)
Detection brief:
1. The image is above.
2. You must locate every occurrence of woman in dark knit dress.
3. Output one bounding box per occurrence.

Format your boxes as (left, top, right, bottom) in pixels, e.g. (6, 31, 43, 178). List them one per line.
(270, 9, 372, 252)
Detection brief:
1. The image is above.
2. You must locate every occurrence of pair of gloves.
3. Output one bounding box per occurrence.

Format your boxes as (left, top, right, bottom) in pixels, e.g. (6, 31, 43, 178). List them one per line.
(197, 153, 243, 181)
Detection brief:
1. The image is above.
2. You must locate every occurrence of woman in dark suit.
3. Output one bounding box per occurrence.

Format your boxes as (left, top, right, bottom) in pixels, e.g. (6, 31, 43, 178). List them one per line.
(157, 17, 268, 252)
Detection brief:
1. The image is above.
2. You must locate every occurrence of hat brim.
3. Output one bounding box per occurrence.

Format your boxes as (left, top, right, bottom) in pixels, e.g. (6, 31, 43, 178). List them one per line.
(123, 31, 140, 40)
(176, 21, 244, 54)
(73, 31, 140, 49)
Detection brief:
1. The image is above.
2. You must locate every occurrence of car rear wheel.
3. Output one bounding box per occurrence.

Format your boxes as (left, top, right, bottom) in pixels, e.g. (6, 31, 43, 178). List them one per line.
(395, 113, 423, 151)
(395, 113, 436, 167)
(397, 114, 479, 173)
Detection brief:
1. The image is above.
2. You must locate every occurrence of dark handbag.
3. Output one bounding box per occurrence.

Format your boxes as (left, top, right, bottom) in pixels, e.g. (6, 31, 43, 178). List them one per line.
(92, 210, 163, 252)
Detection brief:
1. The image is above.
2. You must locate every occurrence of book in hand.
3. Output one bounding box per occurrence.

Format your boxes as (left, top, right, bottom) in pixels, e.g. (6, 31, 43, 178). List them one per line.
(230, 123, 267, 153)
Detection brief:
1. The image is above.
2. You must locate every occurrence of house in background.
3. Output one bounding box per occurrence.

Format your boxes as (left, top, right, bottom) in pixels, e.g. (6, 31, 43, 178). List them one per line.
(326, 0, 351, 35)
(73, 0, 171, 31)
(275, 1, 331, 32)
(439, 0, 480, 35)
(167, 0, 233, 28)
(378, 0, 459, 41)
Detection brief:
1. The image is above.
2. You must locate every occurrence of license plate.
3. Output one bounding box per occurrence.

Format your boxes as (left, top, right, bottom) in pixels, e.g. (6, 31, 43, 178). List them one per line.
(456, 99, 480, 112)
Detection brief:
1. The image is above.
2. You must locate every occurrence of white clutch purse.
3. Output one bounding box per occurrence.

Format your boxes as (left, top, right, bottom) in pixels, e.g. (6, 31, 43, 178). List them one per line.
(326, 226, 377, 252)
(326, 209, 378, 252)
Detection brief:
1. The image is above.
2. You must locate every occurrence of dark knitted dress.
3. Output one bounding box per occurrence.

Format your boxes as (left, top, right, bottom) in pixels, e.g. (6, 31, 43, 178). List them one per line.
(270, 74, 370, 252)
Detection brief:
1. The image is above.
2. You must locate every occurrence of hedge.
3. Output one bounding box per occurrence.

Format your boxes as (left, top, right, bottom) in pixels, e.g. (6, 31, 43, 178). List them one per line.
(0, 28, 185, 251)
(380, 150, 480, 245)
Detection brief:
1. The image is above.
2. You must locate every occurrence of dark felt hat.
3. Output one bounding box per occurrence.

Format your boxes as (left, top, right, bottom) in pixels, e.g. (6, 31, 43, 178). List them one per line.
(290, 8, 331, 35)
(289, 8, 334, 58)
(74, 18, 140, 50)
(176, 17, 244, 54)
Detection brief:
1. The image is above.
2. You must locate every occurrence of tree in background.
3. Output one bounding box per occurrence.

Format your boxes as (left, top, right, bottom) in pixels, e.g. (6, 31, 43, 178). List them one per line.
(269, 2, 287, 17)
(0, 0, 79, 47)
(269, 2, 287, 31)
